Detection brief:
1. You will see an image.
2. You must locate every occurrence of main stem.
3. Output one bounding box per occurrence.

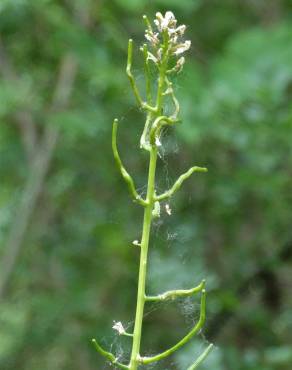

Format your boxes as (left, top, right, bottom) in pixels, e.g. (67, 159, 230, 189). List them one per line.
(129, 146, 157, 370)
(129, 43, 167, 369)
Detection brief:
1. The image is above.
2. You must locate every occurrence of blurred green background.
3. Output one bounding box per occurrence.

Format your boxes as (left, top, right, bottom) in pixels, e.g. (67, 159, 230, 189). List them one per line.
(0, 0, 292, 369)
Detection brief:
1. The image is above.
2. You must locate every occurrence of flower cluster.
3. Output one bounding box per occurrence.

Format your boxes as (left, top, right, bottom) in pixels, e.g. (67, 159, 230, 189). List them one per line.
(144, 11, 191, 71)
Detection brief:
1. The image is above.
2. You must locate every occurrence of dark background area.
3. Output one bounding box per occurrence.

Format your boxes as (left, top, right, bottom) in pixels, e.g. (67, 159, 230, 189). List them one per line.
(0, 1, 291, 369)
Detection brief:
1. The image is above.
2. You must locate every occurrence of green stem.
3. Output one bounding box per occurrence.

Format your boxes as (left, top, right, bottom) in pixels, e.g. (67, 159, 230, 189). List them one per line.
(129, 147, 158, 370)
(129, 38, 168, 370)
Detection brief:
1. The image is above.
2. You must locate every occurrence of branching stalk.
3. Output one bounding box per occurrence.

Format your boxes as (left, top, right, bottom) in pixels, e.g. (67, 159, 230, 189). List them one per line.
(126, 39, 156, 113)
(156, 166, 208, 201)
(94, 11, 213, 370)
(145, 279, 205, 301)
(126, 39, 144, 108)
(140, 289, 207, 364)
(112, 119, 147, 206)
(142, 43, 152, 104)
(92, 339, 129, 370)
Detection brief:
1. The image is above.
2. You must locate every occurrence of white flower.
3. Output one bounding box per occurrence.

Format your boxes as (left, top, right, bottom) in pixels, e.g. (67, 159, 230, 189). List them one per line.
(144, 11, 190, 70)
(173, 40, 191, 55)
(155, 136, 162, 147)
(157, 48, 162, 60)
(154, 11, 177, 32)
(152, 201, 161, 218)
(145, 30, 159, 46)
(163, 86, 173, 95)
(170, 33, 178, 45)
(147, 52, 158, 63)
(165, 204, 172, 215)
(112, 321, 125, 335)
(175, 57, 185, 72)
(175, 25, 186, 36)
(162, 11, 176, 30)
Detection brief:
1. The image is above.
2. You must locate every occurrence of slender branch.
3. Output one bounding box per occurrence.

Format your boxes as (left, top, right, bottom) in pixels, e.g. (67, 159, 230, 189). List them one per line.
(140, 289, 207, 364)
(156, 45, 169, 113)
(112, 119, 147, 206)
(139, 43, 153, 152)
(126, 39, 143, 107)
(92, 340, 116, 362)
(165, 77, 180, 119)
(92, 340, 129, 370)
(186, 344, 214, 370)
(142, 14, 153, 32)
(149, 115, 178, 145)
(156, 166, 208, 201)
(145, 280, 205, 302)
(142, 43, 152, 104)
(170, 86, 180, 119)
(126, 39, 156, 113)
(140, 113, 152, 151)
(123, 332, 134, 338)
